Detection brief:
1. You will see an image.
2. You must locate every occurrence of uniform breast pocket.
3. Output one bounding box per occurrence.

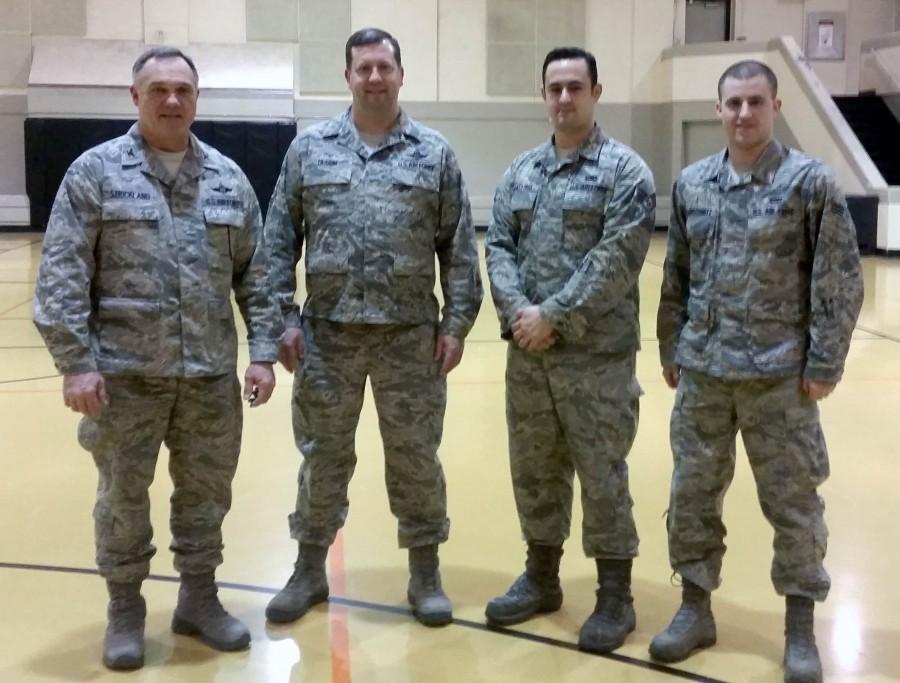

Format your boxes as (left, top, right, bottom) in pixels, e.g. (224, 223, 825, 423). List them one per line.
(685, 210, 716, 248)
(563, 192, 606, 253)
(748, 214, 800, 258)
(510, 191, 538, 241)
(391, 166, 440, 217)
(204, 207, 245, 264)
(204, 207, 247, 300)
(303, 166, 353, 215)
(98, 202, 161, 271)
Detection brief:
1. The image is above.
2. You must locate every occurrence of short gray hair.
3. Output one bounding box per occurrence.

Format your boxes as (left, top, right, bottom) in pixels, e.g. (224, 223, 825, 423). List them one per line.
(132, 47, 199, 83)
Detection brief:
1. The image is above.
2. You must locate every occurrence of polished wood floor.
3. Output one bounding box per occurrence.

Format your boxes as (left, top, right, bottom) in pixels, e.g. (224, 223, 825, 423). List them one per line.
(2, 233, 898, 682)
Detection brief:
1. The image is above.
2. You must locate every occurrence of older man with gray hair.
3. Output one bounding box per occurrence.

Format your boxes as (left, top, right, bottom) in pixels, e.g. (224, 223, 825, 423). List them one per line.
(33, 47, 281, 669)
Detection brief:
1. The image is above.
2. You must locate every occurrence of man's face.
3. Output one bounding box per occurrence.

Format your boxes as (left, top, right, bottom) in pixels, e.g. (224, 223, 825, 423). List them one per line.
(716, 74, 781, 155)
(542, 58, 601, 136)
(130, 57, 198, 152)
(345, 41, 404, 115)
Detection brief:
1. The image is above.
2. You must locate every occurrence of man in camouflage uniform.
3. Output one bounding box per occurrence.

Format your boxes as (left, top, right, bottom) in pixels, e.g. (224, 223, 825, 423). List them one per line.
(652, 61, 863, 683)
(33, 48, 281, 670)
(263, 28, 482, 627)
(484, 47, 655, 654)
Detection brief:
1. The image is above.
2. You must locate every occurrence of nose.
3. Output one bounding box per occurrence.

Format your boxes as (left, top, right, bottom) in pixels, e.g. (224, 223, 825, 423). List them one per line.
(559, 88, 572, 103)
(738, 101, 752, 119)
(369, 68, 383, 83)
(164, 92, 180, 107)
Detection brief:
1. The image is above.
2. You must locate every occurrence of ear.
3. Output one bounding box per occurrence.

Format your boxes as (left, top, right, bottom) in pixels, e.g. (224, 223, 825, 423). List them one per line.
(399, 65, 404, 87)
(715, 99, 723, 118)
(772, 97, 782, 114)
(592, 82, 602, 102)
(344, 68, 351, 86)
(129, 85, 139, 107)
(541, 85, 547, 101)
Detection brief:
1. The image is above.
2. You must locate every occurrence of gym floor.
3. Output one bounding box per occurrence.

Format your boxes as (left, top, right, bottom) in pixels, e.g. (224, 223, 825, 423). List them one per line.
(1, 233, 898, 682)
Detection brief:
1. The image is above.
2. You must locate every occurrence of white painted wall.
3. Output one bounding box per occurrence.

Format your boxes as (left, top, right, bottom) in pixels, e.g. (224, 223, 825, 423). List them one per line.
(438, 0, 487, 101)
(143, 0, 189, 44)
(141, 0, 247, 45)
(86, 0, 142, 40)
(438, 0, 677, 103)
(190, 0, 246, 44)
(586, 0, 634, 103)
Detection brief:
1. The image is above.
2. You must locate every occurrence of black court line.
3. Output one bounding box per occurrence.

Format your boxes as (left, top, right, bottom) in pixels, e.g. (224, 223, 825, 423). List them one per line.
(0, 561, 730, 683)
(0, 374, 59, 385)
(0, 240, 40, 256)
(855, 325, 900, 344)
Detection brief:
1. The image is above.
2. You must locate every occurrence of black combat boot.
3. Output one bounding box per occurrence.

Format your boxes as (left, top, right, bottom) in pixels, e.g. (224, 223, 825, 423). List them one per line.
(103, 581, 146, 670)
(407, 544, 452, 626)
(266, 543, 330, 623)
(578, 558, 636, 653)
(171, 572, 250, 651)
(784, 596, 823, 683)
(484, 544, 563, 626)
(649, 579, 716, 662)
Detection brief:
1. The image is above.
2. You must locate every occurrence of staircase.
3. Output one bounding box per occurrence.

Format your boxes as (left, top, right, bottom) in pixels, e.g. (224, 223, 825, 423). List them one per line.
(833, 94, 900, 186)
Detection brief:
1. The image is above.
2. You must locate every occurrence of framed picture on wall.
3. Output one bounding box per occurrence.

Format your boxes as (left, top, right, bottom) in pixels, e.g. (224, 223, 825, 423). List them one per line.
(805, 11, 845, 61)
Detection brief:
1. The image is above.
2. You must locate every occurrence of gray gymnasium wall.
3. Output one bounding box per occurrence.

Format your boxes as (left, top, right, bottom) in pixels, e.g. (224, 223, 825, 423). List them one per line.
(3, 92, 776, 226)
(0, 7, 30, 198)
(0, 97, 27, 197)
(0, 0, 804, 227)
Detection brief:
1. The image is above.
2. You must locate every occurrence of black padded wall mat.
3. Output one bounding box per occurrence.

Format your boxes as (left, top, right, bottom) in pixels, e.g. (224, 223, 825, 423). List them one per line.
(846, 195, 878, 254)
(25, 118, 295, 230)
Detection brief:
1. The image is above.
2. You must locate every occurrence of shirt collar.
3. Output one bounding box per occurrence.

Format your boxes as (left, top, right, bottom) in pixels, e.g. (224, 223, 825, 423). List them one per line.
(715, 138, 787, 188)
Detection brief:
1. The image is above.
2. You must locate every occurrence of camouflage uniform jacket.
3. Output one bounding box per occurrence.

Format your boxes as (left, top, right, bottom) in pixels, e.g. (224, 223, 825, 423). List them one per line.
(264, 109, 483, 337)
(485, 126, 656, 352)
(33, 124, 282, 377)
(657, 139, 864, 382)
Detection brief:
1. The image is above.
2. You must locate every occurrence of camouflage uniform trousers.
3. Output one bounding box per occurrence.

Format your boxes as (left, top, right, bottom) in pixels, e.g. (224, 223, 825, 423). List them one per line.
(289, 318, 450, 549)
(505, 345, 641, 558)
(667, 368, 831, 601)
(77, 374, 242, 583)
